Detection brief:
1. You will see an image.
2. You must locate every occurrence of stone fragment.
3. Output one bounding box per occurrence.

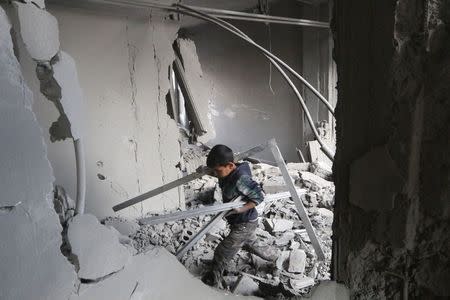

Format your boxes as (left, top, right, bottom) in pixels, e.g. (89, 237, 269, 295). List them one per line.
(67, 214, 131, 280)
(70, 247, 253, 300)
(288, 249, 307, 274)
(287, 162, 310, 172)
(289, 276, 315, 290)
(300, 171, 334, 189)
(275, 231, 296, 247)
(262, 175, 288, 193)
(14, 2, 59, 61)
(265, 218, 294, 233)
(233, 275, 260, 296)
(276, 251, 290, 270)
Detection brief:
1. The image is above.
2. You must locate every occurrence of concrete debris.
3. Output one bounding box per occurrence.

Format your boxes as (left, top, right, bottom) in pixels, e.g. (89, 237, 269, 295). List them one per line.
(232, 275, 260, 296)
(299, 171, 334, 190)
(69, 247, 257, 300)
(131, 160, 335, 297)
(266, 218, 294, 233)
(289, 276, 315, 291)
(288, 249, 307, 274)
(14, 1, 59, 61)
(300, 281, 350, 300)
(102, 216, 140, 237)
(67, 214, 131, 281)
(53, 185, 76, 224)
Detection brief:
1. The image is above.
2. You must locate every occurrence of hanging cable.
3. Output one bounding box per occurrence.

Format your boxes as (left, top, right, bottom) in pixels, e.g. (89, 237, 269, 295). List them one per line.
(174, 4, 334, 160)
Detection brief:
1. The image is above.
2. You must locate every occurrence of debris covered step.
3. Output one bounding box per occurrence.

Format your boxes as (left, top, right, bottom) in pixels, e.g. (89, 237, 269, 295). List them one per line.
(139, 201, 245, 225)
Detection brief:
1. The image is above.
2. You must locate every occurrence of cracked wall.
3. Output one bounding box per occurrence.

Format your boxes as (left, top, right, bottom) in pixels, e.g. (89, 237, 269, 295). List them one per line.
(332, 0, 450, 298)
(23, 5, 185, 219)
(0, 7, 77, 299)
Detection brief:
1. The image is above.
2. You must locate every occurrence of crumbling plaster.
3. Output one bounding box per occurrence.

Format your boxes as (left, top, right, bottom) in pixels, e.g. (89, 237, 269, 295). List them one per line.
(22, 5, 186, 219)
(332, 0, 450, 298)
(0, 7, 77, 299)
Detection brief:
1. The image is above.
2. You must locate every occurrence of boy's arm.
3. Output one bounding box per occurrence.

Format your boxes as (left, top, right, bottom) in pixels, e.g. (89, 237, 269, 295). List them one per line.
(227, 174, 263, 215)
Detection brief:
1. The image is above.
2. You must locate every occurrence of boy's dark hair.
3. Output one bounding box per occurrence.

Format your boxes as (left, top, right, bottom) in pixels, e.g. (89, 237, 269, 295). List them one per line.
(207, 145, 234, 168)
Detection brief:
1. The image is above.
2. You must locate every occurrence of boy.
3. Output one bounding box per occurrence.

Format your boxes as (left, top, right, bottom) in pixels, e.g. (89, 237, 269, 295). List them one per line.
(201, 144, 278, 287)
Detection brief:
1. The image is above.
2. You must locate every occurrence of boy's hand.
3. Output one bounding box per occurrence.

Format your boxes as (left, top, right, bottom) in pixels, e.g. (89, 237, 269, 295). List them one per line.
(228, 201, 256, 215)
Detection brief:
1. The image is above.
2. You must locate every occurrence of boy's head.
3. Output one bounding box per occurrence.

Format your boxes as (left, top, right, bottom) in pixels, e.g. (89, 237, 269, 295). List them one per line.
(206, 144, 236, 178)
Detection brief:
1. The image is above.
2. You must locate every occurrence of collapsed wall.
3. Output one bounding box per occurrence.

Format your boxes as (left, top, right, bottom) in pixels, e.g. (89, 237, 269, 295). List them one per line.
(332, 0, 450, 298)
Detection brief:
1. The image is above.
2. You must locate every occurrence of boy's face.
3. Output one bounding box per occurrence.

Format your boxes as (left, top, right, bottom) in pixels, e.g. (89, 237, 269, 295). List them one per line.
(212, 162, 236, 178)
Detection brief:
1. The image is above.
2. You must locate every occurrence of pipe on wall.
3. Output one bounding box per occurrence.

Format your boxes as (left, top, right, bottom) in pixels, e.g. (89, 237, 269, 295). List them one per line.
(74, 138, 86, 214)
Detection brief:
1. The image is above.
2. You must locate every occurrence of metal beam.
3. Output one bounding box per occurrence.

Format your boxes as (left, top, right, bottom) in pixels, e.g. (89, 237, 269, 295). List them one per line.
(173, 56, 206, 135)
(268, 138, 325, 260)
(176, 196, 244, 259)
(139, 201, 245, 225)
(83, 0, 329, 28)
(112, 143, 267, 212)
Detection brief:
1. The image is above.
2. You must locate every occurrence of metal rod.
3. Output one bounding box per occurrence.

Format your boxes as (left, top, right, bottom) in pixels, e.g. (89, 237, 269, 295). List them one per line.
(113, 143, 268, 212)
(173, 56, 206, 134)
(296, 147, 307, 163)
(85, 0, 329, 28)
(176, 195, 244, 259)
(268, 139, 325, 260)
(139, 201, 245, 225)
(176, 5, 334, 160)
(112, 169, 207, 212)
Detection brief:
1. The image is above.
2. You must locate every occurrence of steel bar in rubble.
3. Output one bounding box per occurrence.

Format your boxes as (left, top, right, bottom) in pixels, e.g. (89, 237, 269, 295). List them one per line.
(112, 143, 267, 212)
(176, 196, 244, 259)
(268, 138, 325, 260)
(139, 201, 245, 226)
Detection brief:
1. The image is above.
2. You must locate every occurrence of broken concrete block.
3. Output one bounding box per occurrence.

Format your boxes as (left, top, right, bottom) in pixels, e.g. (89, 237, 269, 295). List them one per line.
(317, 208, 334, 220)
(288, 249, 307, 274)
(265, 218, 294, 233)
(263, 175, 288, 193)
(70, 247, 255, 300)
(14, 2, 59, 61)
(52, 51, 85, 139)
(233, 275, 260, 296)
(67, 214, 131, 280)
(287, 162, 310, 172)
(300, 171, 334, 190)
(103, 217, 140, 236)
(289, 276, 315, 290)
(309, 161, 333, 180)
(276, 251, 290, 270)
(275, 231, 296, 247)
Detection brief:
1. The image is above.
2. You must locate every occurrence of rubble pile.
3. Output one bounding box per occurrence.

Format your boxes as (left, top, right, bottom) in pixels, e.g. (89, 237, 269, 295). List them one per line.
(131, 161, 334, 298)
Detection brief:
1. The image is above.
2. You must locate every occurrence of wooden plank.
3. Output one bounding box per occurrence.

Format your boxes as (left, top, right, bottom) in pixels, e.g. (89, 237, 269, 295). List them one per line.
(139, 201, 245, 225)
(176, 196, 244, 259)
(268, 139, 325, 260)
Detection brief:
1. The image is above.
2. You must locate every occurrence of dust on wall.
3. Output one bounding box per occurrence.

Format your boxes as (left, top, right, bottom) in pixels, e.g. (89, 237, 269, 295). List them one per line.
(20, 4, 187, 219)
(332, 0, 450, 298)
